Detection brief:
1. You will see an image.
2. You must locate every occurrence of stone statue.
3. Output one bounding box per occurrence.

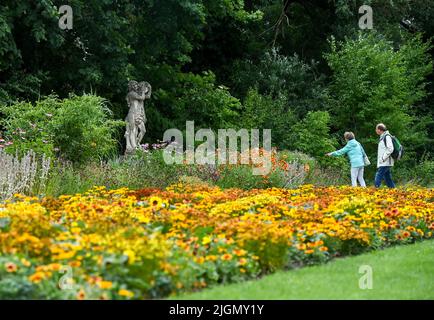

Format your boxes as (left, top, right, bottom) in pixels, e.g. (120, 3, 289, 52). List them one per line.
(125, 80, 152, 154)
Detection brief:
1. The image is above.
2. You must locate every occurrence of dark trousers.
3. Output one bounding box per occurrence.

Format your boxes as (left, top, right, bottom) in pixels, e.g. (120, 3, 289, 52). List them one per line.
(375, 166, 396, 188)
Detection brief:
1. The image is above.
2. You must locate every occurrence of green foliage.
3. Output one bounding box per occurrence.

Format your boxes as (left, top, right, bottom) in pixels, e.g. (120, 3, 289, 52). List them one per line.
(325, 32, 433, 158)
(41, 149, 320, 197)
(0, 95, 124, 163)
(288, 111, 341, 166)
(394, 157, 434, 187)
(232, 49, 329, 119)
(169, 71, 242, 129)
(52, 95, 123, 163)
(1, 0, 433, 176)
(239, 89, 295, 149)
(0, 97, 58, 158)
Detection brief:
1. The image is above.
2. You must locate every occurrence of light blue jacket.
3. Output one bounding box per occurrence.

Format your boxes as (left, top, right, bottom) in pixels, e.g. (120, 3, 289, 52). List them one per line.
(331, 139, 366, 168)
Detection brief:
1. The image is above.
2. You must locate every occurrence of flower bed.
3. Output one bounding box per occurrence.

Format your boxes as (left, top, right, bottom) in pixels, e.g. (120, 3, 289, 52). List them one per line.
(0, 183, 433, 299)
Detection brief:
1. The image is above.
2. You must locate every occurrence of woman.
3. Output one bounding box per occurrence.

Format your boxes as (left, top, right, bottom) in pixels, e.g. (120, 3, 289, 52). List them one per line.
(326, 132, 367, 187)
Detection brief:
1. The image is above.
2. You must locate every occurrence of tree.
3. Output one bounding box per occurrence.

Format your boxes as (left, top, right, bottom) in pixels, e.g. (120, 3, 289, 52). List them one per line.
(325, 32, 433, 160)
(231, 49, 329, 119)
(288, 111, 340, 166)
(239, 88, 296, 149)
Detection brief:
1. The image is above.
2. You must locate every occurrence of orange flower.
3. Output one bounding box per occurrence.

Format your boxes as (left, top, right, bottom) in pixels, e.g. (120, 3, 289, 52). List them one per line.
(118, 289, 134, 298)
(98, 281, 113, 290)
(221, 253, 233, 261)
(76, 290, 86, 300)
(28, 272, 45, 283)
(233, 249, 247, 256)
(48, 263, 62, 271)
(297, 243, 306, 251)
(238, 258, 247, 266)
(5, 262, 18, 273)
(402, 231, 411, 238)
(69, 260, 81, 268)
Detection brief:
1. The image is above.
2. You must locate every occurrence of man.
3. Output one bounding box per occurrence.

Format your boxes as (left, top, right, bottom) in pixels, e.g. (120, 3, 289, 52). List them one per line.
(375, 123, 396, 188)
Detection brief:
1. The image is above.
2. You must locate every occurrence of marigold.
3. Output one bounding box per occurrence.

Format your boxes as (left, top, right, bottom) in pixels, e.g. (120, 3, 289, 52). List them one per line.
(221, 253, 233, 261)
(76, 290, 86, 300)
(202, 236, 212, 245)
(148, 196, 163, 208)
(28, 271, 45, 283)
(98, 281, 113, 290)
(5, 262, 17, 273)
(118, 289, 134, 298)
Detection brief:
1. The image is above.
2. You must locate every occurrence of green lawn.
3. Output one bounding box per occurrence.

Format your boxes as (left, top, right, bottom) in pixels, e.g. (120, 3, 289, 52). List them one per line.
(174, 240, 434, 300)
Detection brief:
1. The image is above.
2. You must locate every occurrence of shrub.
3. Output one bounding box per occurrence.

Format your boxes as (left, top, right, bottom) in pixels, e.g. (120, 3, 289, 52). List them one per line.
(231, 49, 329, 119)
(40, 148, 318, 197)
(288, 111, 344, 167)
(239, 89, 296, 150)
(160, 71, 242, 130)
(0, 94, 124, 163)
(394, 158, 434, 187)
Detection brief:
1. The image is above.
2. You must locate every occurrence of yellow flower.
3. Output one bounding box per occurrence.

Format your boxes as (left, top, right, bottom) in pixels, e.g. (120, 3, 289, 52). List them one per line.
(148, 196, 163, 208)
(118, 289, 134, 298)
(53, 251, 76, 260)
(233, 249, 247, 256)
(202, 236, 212, 245)
(69, 260, 81, 268)
(238, 258, 247, 266)
(195, 256, 205, 264)
(20, 258, 31, 267)
(71, 227, 81, 234)
(123, 249, 136, 264)
(98, 281, 113, 290)
(205, 255, 217, 262)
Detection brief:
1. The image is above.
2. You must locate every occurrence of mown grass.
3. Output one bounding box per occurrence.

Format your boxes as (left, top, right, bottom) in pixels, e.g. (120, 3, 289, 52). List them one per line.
(175, 240, 434, 300)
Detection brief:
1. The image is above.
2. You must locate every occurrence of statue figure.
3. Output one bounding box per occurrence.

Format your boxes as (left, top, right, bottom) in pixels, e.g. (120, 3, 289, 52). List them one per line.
(125, 80, 152, 154)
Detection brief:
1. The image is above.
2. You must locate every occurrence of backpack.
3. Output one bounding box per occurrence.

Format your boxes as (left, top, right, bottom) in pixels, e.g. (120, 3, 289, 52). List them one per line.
(384, 134, 404, 161)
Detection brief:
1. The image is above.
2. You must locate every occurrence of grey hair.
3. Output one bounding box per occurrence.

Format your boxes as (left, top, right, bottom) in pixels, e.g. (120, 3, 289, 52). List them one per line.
(376, 123, 387, 132)
(344, 131, 355, 140)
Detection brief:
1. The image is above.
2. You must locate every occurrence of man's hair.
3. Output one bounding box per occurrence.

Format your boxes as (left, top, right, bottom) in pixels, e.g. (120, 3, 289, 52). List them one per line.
(376, 123, 387, 132)
(344, 132, 355, 140)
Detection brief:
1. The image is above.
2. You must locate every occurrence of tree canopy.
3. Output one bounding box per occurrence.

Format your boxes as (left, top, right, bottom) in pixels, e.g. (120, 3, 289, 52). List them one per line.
(1, 0, 433, 162)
